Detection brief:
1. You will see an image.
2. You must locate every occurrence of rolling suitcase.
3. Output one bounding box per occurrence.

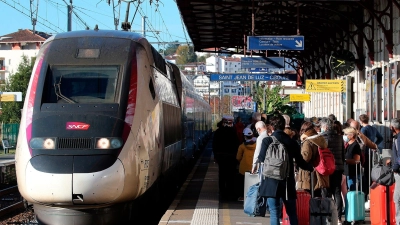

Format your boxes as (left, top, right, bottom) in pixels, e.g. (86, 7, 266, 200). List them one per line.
(282, 190, 310, 225)
(244, 172, 259, 203)
(345, 162, 365, 224)
(370, 184, 396, 225)
(309, 172, 338, 225)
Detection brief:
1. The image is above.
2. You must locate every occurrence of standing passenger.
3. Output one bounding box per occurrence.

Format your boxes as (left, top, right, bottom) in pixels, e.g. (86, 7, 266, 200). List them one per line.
(251, 121, 268, 172)
(246, 112, 262, 138)
(343, 127, 361, 191)
(390, 118, 400, 224)
(320, 118, 345, 224)
(359, 114, 382, 202)
(257, 115, 314, 225)
(297, 122, 330, 197)
(234, 116, 245, 143)
(236, 128, 257, 201)
(212, 115, 240, 201)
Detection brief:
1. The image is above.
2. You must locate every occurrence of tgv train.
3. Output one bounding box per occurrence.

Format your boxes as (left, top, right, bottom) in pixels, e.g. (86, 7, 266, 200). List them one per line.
(16, 30, 211, 224)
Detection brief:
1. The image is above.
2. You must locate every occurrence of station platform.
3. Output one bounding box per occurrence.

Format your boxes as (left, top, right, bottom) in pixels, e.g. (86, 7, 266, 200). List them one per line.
(0, 155, 15, 167)
(159, 138, 371, 225)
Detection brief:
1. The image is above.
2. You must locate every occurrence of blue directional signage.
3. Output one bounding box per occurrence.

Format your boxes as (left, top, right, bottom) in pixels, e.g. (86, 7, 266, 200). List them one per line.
(249, 68, 269, 72)
(241, 57, 284, 69)
(247, 36, 304, 50)
(210, 73, 297, 81)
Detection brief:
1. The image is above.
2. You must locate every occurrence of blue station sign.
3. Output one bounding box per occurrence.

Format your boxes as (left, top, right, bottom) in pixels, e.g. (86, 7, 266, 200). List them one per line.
(247, 36, 305, 50)
(210, 73, 297, 81)
(241, 57, 284, 69)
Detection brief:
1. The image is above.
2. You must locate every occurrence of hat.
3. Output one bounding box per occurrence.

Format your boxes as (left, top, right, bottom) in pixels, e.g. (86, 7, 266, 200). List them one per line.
(222, 115, 234, 120)
(243, 128, 253, 136)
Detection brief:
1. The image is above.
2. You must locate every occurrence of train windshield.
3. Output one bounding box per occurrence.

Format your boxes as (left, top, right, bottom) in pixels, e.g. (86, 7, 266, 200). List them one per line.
(42, 66, 119, 103)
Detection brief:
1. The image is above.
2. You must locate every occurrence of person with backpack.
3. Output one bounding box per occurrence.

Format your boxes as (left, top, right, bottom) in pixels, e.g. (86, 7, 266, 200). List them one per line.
(320, 117, 345, 224)
(390, 118, 400, 224)
(256, 115, 314, 225)
(297, 121, 330, 197)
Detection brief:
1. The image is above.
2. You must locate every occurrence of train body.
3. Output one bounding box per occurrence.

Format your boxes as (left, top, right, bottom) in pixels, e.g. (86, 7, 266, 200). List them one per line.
(15, 30, 211, 224)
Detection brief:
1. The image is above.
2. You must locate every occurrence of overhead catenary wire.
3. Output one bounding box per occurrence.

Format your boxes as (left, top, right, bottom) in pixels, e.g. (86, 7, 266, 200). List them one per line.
(0, 0, 63, 33)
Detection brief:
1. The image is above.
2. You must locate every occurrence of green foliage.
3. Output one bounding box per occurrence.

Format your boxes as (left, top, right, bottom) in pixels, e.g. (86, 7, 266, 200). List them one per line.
(162, 41, 180, 56)
(252, 83, 297, 115)
(0, 55, 33, 123)
(175, 45, 197, 65)
(198, 55, 207, 63)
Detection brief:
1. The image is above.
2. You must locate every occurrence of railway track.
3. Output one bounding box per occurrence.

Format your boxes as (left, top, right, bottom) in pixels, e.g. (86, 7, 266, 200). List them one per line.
(0, 186, 37, 225)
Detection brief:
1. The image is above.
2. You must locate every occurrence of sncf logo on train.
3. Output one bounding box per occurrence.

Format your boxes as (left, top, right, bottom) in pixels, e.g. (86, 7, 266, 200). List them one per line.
(66, 122, 90, 130)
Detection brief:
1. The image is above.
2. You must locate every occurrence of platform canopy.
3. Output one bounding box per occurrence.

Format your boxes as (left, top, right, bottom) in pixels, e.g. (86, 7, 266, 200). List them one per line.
(176, 0, 384, 78)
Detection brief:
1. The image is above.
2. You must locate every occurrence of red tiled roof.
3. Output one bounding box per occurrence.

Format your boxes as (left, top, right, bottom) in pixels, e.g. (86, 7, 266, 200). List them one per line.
(0, 29, 46, 43)
(223, 57, 241, 62)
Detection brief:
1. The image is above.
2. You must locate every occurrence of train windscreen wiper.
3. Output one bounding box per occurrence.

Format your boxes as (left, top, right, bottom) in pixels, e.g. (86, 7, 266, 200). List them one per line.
(54, 77, 76, 104)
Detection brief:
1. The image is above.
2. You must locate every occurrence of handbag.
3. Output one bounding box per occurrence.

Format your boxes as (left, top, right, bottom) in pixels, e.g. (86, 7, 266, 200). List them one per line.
(370, 164, 394, 186)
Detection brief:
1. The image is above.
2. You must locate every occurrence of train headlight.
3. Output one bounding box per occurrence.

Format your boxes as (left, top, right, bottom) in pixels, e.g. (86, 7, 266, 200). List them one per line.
(95, 137, 123, 149)
(30, 138, 56, 149)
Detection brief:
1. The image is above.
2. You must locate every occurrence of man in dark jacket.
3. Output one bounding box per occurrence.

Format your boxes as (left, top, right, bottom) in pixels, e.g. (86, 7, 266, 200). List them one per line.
(213, 115, 240, 201)
(390, 118, 400, 224)
(359, 114, 383, 202)
(257, 115, 314, 225)
(320, 117, 345, 222)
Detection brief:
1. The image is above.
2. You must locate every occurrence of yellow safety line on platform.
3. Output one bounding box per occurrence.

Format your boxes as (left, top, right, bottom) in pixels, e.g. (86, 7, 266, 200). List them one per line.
(222, 203, 230, 225)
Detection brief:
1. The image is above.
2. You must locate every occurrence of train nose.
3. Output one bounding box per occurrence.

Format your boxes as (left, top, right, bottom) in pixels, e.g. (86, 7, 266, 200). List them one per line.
(25, 155, 125, 204)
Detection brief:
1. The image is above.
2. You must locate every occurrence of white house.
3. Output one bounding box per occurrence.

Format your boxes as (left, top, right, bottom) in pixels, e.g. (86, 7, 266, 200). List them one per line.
(0, 29, 48, 83)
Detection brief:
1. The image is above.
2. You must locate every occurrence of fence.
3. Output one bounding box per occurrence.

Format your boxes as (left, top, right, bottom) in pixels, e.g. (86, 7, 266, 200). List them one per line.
(1, 124, 19, 148)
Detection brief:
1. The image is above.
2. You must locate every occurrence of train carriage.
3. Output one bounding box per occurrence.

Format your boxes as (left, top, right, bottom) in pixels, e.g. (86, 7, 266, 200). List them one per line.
(16, 30, 211, 225)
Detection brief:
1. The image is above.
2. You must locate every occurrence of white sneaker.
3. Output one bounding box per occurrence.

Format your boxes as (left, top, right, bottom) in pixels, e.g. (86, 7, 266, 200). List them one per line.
(365, 200, 370, 211)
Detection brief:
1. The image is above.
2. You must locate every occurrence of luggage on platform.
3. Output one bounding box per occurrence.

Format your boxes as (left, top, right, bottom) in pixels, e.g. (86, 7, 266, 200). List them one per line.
(282, 190, 310, 225)
(244, 172, 259, 203)
(243, 182, 267, 217)
(345, 162, 365, 224)
(370, 184, 396, 225)
(309, 173, 338, 225)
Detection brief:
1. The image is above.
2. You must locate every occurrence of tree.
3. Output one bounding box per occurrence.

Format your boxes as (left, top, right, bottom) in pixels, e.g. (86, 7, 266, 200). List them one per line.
(175, 45, 197, 65)
(161, 41, 180, 56)
(198, 55, 207, 63)
(252, 83, 297, 115)
(198, 53, 211, 63)
(0, 55, 33, 123)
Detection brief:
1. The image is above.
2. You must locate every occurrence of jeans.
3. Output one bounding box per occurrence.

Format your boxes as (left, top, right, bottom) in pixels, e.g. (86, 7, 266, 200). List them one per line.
(267, 197, 297, 225)
(394, 173, 400, 225)
(347, 175, 360, 191)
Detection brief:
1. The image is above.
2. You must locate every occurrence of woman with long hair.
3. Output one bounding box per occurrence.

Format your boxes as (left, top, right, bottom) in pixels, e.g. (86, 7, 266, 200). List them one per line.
(297, 122, 329, 197)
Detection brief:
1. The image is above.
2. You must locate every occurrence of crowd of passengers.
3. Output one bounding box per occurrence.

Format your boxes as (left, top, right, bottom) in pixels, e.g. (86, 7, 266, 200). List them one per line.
(212, 112, 400, 225)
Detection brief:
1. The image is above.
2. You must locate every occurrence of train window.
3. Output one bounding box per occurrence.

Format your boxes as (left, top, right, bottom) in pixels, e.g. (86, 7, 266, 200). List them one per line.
(42, 66, 119, 103)
(149, 79, 156, 99)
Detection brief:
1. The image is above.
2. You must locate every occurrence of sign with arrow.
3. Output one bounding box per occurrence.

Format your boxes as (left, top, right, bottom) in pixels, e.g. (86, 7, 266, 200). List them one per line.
(247, 36, 305, 50)
(305, 79, 345, 92)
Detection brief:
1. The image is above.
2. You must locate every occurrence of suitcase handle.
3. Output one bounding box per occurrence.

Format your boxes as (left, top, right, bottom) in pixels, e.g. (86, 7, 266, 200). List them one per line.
(356, 161, 361, 192)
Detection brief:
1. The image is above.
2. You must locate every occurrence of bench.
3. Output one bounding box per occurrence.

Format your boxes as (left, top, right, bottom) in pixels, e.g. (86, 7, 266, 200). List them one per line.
(1, 140, 14, 154)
